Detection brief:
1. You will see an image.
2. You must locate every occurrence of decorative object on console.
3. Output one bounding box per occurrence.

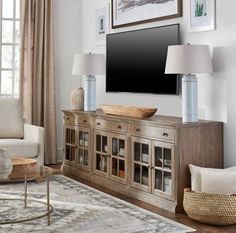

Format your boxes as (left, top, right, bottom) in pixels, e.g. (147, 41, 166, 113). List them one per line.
(72, 53, 105, 111)
(72, 54, 84, 110)
(165, 44, 213, 122)
(101, 104, 157, 118)
(189, 0, 216, 32)
(111, 0, 182, 28)
(0, 148, 13, 180)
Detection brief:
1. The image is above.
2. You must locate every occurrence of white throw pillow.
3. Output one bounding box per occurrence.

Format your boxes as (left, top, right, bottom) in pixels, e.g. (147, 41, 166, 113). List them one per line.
(201, 170, 236, 194)
(0, 98, 24, 138)
(189, 164, 236, 192)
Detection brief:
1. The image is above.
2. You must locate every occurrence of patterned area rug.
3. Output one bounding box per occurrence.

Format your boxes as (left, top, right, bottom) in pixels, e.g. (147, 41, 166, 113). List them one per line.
(0, 175, 195, 233)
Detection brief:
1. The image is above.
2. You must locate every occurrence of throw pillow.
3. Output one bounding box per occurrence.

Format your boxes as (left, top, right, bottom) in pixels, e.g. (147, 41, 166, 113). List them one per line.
(201, 170, 236, 194)
(0, 98, 24, 138)
(189, 164, 236, 192)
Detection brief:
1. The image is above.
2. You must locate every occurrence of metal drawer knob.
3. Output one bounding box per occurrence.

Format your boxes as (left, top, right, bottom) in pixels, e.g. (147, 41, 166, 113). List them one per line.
(96, 122, 101, 126)
(117, 125, 122, 129)
(83, 119, 87, 123)
(136, 128, 140, 132)
(162, 132, 169, 137)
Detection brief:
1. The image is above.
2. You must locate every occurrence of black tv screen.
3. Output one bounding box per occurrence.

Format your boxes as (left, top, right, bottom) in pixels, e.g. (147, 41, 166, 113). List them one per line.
(106, 24, 180, 95)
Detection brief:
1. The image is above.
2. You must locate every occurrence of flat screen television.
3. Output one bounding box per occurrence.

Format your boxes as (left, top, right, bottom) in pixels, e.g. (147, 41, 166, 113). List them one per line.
(106, 24, 180, 95)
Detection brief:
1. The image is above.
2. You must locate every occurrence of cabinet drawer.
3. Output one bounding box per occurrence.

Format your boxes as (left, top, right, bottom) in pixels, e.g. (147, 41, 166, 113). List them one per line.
(77, 115, 93, 126)
(63, 114, 75, 125)
(132, 124, 175, 142)
(95, 119, 128, 133)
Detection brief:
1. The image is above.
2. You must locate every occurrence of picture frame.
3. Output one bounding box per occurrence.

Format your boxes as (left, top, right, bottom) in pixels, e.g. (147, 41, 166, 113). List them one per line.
(189, 0, 216, 32)
(111, 0, 182, 29)
(95, 6, 109, 45)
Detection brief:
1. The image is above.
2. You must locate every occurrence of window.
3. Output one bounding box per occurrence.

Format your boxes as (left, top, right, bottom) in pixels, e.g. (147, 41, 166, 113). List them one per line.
(0, 0, 20, 98)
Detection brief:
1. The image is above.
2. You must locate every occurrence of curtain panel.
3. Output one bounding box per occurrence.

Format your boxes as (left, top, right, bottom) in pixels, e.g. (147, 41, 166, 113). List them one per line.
(20, 0, 57, 164)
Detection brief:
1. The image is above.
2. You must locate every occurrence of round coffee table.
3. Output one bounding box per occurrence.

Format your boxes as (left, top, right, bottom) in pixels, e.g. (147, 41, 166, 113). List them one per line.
(0, 165, 54, 226)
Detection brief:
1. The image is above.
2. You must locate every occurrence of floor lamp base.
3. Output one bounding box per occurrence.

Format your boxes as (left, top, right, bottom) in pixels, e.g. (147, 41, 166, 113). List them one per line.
(182, 74, 198, 123)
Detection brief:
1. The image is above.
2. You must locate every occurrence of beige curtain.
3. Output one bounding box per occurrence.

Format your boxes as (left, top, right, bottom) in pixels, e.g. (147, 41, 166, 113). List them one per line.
(20, 0, 57, 164)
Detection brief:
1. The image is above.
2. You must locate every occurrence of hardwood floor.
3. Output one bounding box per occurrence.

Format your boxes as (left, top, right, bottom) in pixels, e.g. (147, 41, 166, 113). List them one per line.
(49, 164, 236, 233)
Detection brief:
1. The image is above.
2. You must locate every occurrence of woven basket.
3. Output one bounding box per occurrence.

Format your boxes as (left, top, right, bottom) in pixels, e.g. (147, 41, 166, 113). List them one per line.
(183, 188, 236, 225)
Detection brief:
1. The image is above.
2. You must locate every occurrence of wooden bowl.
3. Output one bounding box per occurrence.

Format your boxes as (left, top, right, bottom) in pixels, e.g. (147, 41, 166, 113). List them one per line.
(101, 105, 157, 118)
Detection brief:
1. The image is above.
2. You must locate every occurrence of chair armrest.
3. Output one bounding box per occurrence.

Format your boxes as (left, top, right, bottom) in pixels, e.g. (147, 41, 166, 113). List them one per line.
(24, 123, 45, 165)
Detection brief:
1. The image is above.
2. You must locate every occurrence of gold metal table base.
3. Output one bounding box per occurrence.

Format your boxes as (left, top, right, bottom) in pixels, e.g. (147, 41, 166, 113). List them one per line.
(0, 198, 53, 225)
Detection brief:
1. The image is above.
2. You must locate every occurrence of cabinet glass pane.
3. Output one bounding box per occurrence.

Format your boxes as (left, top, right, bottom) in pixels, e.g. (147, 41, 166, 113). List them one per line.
(134, 163, 140, 183)
(112, 138, 118, 155)
(65, 145, 70, 160)
(71, 129, 75, 144)
(102, 136, 108, 153)
(96, 135, 101, 151)
(100, 155, 107, 172)
(155, 147, 162, 167)
(163, 148, 171, 169)
(134, 142, 140, 161)
(112, 158, 118, 176)
(164, 171, 172, 194)
(78, 149, 84, 164)
(155, 169, 163, 191)
(84, 150, 88, 166)
(84, 132, 89, 147)
(141, 166, 149, 186)
(96, 153, 101, 170)
(119, 139, 125, 157)
(79, 131, 84, 146)
(119, 159, 125, 178)
(142, 144, 148, 156)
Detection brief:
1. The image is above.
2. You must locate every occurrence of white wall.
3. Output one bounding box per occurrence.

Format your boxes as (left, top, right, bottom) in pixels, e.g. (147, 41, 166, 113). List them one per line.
(54, 0, 83, 162)
(81, 0, 236, 167)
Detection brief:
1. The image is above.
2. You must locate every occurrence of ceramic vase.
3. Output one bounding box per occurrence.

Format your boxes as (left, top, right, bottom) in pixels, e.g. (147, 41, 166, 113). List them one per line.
(71, 87, 84, 110)
(0, 148, 13, 179)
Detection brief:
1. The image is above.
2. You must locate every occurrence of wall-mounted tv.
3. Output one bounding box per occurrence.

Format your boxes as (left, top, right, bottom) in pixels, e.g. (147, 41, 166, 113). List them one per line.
(106, 24, 180, 95)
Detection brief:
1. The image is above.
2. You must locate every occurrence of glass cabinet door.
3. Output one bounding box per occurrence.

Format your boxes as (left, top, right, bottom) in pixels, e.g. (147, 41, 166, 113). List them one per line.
(131, 137, 151, 192)
(94, 131, 109, 178)
(77, 127, 90, 171)
(152, 141, 174, 200)
(64, 126, 77, 165)
(110, 134, 127, 184)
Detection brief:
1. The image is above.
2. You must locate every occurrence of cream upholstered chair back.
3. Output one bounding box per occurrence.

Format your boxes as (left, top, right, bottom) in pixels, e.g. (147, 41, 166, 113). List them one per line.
(0, 98, 24, 139)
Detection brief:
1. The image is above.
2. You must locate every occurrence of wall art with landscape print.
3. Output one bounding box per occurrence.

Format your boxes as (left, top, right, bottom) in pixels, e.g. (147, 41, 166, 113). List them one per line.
(112, 0, 182, 28)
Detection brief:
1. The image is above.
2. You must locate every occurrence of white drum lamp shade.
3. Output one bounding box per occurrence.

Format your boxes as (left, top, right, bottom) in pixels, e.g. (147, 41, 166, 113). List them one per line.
(72, 53, 105, 111)
(165, 45, 213, 122)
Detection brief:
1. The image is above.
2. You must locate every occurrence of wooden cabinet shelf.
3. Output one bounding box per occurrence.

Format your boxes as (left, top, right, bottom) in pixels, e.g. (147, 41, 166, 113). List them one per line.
(61, 109, 223, 213)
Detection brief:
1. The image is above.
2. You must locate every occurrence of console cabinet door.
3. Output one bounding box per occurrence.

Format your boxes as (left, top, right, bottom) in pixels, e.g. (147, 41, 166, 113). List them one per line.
(109, 133, 128, 185)
(77, 127, 91, 171)
(64, 125, 77, 166)
(151, 141, 175, 201)
(94, 130, 109, 178)
(131, 137, 152, 193)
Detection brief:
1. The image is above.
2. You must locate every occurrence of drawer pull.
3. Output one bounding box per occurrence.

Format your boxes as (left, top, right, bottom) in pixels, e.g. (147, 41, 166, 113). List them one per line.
(136, 128, 140, 132)
(66, 117, 70, 120)
(162, 132, 169, 137)
(83, 119, 87, 123)
(117, 125, 122, 129)
(96, 122, 101, 126)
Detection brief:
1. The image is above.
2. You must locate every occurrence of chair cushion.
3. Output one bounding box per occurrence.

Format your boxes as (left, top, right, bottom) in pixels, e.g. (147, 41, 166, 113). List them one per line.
(0, 98, 24, 138)
(0, 139, 38, 158)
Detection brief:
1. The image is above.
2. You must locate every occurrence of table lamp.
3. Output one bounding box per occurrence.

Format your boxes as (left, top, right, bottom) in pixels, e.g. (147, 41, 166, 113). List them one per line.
(165, 44, 213, 122)
(72, 53, 105, 111)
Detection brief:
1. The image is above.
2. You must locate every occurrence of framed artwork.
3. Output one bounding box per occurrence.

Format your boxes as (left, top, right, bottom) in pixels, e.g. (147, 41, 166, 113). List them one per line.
(111, 0, 182, 29)
(95, 6, 109, 45)
(189, 0, 215, 32)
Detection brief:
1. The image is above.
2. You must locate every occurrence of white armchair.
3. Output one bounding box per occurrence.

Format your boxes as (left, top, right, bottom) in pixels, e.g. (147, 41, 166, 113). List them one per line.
(0, 98, 44, 166)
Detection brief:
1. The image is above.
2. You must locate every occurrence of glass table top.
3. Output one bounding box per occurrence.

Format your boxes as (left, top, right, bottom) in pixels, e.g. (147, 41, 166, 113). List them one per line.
(0, 165, 54, 183)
